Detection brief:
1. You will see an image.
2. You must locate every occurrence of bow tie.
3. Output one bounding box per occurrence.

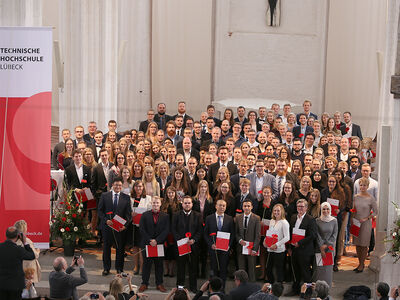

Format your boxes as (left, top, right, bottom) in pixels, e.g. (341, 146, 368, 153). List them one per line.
(96, 145, 102, 148)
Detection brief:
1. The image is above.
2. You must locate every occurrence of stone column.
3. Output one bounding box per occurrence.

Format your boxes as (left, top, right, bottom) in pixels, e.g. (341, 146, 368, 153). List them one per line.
(117, 0, 151, 131)
(370, 0, 400, 288)
(0, 0, 42, 26)
(58, 0, 119, 133)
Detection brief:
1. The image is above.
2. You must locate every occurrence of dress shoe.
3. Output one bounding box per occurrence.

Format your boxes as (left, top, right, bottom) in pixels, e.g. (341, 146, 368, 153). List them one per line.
(284, 290, 299, 297)
(355, 268, 364, 273)
(138, 284, 148, 293)
(157, 284, 167, 293)
(102, 270, 110, 276)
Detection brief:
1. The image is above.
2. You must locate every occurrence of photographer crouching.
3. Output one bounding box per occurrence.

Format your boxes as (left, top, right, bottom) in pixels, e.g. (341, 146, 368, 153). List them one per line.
(0, 226, 35, 300)
(49, 255, 88, 300)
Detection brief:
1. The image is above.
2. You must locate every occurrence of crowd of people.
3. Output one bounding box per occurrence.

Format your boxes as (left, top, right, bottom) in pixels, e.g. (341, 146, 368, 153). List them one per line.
(1, 100, 388, 299)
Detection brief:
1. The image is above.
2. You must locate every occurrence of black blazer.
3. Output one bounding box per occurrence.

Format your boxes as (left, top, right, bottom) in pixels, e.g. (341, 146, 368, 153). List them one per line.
(289, 213, 316, 255)
(229, 282, 260, 300)
(203, 214, 235, 248)
(97, 191, 132, 230)
(173, 114, 192, 129)
(177, 148, 200, 163)
(207, 161, 238, 184)
(192, 198, 215, 223)
(340, 123, 363, 140)
(154, 113, 172, 131)
(233, 192, 258, 213)
(292, 125, 314, 139)
(230, 173, 248, 196)
(139, 211, 170, 248)
(296, 112, 318, 124)
(91, 162, 113, 200)
(64, 164, 92, 190)
(171, 210, 203, 248)
(0, 240, 35, 291)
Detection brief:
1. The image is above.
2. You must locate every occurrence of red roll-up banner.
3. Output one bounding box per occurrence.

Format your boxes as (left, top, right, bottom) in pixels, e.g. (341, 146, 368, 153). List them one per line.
(0, 27, 52, 248)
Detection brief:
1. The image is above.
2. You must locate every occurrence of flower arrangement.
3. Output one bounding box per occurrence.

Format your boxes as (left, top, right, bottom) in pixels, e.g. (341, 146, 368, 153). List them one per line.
(50, 189, 91, 242)
(385, 201, 400, 263)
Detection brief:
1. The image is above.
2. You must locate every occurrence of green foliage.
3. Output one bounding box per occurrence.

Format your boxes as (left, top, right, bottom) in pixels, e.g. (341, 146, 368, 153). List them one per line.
(50, 189, 91, 242)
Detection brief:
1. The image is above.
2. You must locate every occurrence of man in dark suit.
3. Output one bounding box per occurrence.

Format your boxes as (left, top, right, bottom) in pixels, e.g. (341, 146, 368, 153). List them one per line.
(139, 109, 155, 133)
(347, 155, 362, 182)
(230, 159, 249, 196)
(296, 100, 318, 123)
(154, 103, 171, 131)
(193, 277, 229, 300)
(203, 199, 235, 288)
(172, 196, 203, 293)
(234, 178, 258, 213)
(341, 111, 363, 140)
(293, 113, 314, 140)
(83, 121, 97, 145)
(138, 196, 169, 293)
(234, 106, 248, 126)
(173, 101, 192, 129)
(291, 138, 305, 164)
(0, 227, 35, 300)
(98, 177, 132, 275)
(49, 256, 88, 300)
(102, 120, 122, 143)
(202, 127, 226, 149)
(90, 130, 104, 163)
(91, 149, 113, 234)
(64, 150, 92, 194)
(208, 146, 238, 184)
(274, 158, 300, 191)
(285, 199, 317, 296)
(52, 128, 71, 169)
(235, 201, 261, 282)
(229, 270, 260, 300)
(177, 137, 200, 164)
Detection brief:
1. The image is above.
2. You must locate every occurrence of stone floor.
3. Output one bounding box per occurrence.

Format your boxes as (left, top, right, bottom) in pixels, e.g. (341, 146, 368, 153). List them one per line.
(35, 245, 377, 300)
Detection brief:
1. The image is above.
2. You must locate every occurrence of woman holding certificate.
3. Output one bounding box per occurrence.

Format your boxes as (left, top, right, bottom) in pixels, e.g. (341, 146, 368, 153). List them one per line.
(315, 202, 338, 287)
(264, 204, 290, 285)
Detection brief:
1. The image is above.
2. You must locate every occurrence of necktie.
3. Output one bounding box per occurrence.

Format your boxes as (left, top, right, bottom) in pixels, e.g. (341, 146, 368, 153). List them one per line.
(241, 195, 245, 203)
(244, 216, 248, 229)
(217, 215, 223, 231)
(113, 193, 118, 213)
(160, 115, 164, 129)
(278, 176, 283, 193)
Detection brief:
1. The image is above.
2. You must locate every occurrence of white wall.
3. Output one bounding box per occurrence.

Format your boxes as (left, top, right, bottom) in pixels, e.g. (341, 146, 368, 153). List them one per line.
(152, 0, 213, 119)
(324, 0, 386, 138)
(213, 0, 329, 115)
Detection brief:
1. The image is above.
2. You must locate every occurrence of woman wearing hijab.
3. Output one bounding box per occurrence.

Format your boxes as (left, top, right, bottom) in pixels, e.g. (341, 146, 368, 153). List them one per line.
(315, 202, 338, 287)
(311, 170, 327, 192)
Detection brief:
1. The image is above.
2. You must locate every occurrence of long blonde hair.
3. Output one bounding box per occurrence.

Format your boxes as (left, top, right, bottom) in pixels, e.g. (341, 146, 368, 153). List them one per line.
(195, 180, 213, 204)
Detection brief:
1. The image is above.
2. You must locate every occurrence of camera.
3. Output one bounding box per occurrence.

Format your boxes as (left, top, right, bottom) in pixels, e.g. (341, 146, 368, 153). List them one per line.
(90, 293, 99, 299)
(121, 272, 128, 277)
(177, 285, 184, 290)
(395, 288, 399, 298)
(306, 283, 313, 288)
(73, 255, 80, 266)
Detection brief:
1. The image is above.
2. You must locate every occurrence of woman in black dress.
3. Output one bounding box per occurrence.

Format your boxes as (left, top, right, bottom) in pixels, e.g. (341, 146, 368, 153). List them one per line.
(160, 186, 180, 277)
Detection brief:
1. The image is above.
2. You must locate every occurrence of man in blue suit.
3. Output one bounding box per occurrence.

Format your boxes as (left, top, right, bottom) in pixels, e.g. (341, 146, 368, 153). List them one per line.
(98, 177, 132, 275)
(293, 113, 314, 142)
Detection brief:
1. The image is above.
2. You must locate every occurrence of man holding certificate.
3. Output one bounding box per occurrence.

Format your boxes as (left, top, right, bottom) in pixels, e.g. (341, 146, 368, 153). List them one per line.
(171, 196, 203, 293)
(235, 199, 261, 282)
(203, 199, 235, 289)
(139, 196, 169, 293)
(98, 177, 132, 276)
(286, 199, 317, 297)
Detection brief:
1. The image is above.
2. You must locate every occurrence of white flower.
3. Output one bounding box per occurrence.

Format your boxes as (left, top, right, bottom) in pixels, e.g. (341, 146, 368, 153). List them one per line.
(65, 211, 70, 215)
(87, 224, 91, 229)
(394, 232, 397, 237)
(77, 209, 82, 213)
(73, 227, 78, 232)
(60, 228, 65, 232)
(79, 204, 84, 208)
(396, 208, 400, 217)
(49, 221, 53, 226)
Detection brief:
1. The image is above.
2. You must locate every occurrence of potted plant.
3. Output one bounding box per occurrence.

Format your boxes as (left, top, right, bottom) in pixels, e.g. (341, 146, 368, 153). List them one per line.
(385, 202, 400, 263)
(50, 189, 91, 256)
